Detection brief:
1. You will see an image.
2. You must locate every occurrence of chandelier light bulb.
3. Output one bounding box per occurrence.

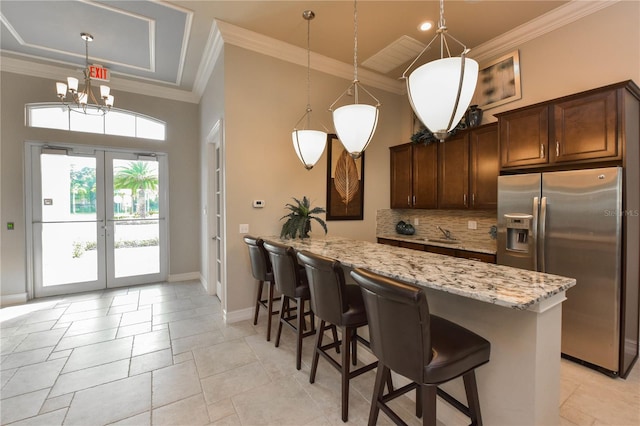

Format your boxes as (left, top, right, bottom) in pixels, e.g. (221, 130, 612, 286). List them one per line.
(67, 77, 79, 92)
(100, 85, 110, 98)
(78, 93, 88, 105)
(105, 95, 114, 107)
(56, 82, 67, 98)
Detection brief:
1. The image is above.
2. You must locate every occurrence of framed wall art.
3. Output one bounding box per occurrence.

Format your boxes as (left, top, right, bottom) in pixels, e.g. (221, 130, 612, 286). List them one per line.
(325, 134, 364, 221)
(473, 50, 522, 110)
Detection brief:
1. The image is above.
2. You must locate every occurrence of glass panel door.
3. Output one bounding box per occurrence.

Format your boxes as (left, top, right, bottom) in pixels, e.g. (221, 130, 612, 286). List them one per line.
(105, 152, 166, 287)
(30, 145, 167, 297)
(32, 147, 106, 297)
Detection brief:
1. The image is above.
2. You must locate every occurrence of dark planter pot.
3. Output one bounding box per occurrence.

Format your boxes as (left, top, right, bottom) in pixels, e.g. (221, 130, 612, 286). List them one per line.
(466, 105, 483, 128)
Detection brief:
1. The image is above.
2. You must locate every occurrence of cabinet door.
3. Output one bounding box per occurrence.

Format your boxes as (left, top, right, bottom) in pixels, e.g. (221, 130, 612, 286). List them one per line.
(551, 89, 619, 163)
(425, 245, 457, 257)
(412, 142, 438, 209)
(469, 124, 498, 209)
(438, 134, 469, 208)
(500, 105, 549, 168)
(390, 144, 412, 208)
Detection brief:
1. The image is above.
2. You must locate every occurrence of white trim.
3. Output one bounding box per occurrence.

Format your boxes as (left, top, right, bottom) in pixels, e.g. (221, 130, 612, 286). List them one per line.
(223, 306, 254, 324)
(192, 20, 225, 98)
(0, 293, 29, 307)
(168, 272, 200, 282)
(528, 291, 568, 314)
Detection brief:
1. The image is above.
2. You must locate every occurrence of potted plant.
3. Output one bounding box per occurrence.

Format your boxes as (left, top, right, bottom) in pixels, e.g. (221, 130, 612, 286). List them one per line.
(280, 196, 328, 239)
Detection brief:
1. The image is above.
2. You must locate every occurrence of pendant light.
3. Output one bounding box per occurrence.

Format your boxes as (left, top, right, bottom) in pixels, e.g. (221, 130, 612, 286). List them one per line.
(292, 10, 328, 170)
(403, 0, 478, 141)
(329, 0, 380, 159)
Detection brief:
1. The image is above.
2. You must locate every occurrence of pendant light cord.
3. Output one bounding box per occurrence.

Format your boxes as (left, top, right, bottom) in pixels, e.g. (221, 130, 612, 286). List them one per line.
(306, 14, 312, 126)
(353, 0, 360, 103)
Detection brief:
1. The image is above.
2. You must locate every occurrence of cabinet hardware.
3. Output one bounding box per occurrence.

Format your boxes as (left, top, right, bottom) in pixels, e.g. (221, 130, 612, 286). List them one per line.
(472, 193, 476, 206)
(412, 195, 416, 205)
(556, 141, 560, 157)
(463, 194, 467, 206)
(407, 195, 411, 206)
(540, 144, 545, 158)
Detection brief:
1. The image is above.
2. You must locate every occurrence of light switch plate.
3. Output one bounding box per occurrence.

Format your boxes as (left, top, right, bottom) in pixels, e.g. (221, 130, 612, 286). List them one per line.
(468, 220, 477, 230)
(239, 224, 249, 233)
(413, 218, 419, 225)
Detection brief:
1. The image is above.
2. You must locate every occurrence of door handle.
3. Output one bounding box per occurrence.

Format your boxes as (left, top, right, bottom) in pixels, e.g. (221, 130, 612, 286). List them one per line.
(532, 196, 539, 272)
(540, 144, 545, 159)
(539, 196, 548, 273)
(556, 141, 560, 158)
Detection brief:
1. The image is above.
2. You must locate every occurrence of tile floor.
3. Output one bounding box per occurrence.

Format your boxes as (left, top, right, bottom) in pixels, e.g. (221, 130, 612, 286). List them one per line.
(1, 280, 638, 426)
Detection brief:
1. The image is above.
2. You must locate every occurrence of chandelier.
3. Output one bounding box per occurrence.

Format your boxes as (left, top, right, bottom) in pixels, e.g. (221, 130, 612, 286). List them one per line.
(292, 10, 328, 170)
(403, 0, 478, 141)
(329, 0, 380, 159)
(56, 33, 114, 115)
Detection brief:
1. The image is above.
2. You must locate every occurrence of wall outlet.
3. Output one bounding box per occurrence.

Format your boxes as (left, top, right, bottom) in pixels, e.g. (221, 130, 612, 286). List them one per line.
(468, 220, 477, 230)
(239, 224, 249, 233)
(413, 218, 419, 225)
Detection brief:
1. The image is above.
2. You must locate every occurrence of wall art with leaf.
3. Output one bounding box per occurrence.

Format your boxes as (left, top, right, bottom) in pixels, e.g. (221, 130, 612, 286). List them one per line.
(326, 134, 364, 220)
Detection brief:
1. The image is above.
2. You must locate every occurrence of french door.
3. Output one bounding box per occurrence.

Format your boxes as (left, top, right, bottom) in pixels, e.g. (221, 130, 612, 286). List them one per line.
(29, 144, 167, 297)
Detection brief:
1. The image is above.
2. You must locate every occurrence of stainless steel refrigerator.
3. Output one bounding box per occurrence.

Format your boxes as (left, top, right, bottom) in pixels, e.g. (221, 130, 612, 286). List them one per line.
(497, 167, 638, 377)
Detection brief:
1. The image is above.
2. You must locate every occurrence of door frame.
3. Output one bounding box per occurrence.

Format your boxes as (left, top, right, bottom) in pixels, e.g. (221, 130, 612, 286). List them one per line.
(24, 141, 169, 298)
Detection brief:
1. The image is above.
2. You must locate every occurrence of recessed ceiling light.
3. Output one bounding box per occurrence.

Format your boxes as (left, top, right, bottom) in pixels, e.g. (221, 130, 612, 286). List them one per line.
(418, 21, 434, 32)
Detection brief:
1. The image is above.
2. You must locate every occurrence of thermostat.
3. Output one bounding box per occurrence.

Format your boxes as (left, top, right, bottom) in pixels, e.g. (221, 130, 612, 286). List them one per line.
(253, 200, 265, 208)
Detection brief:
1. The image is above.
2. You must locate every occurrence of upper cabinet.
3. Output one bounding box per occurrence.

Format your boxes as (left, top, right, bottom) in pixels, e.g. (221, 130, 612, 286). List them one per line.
(391, 123, 498, 210)
(390, 142, 437, 209)
(498, 82, 638, 170)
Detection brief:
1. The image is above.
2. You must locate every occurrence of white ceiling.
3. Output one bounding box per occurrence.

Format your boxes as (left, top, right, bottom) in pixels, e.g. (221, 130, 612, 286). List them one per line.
(1, 1, 613, 103)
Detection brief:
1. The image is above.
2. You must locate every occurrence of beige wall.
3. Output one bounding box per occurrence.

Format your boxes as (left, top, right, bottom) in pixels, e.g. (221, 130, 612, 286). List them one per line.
(218, 45, 408, 313)
(0, 72, 200, 299)
(479, 1, 640, 122)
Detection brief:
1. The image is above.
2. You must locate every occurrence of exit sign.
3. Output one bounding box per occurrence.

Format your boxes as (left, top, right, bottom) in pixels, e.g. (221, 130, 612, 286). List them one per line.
(89, 64, 110, 81)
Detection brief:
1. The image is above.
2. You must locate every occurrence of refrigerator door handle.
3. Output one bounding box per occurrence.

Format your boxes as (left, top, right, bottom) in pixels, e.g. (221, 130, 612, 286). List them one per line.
(539, 196, 548, 273)
(532, 196, 539, 271)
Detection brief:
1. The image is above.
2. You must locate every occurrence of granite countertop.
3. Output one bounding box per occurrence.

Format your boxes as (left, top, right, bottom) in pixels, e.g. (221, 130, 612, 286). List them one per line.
(376, 233, 497, 255)
(261, 235, 575, 310)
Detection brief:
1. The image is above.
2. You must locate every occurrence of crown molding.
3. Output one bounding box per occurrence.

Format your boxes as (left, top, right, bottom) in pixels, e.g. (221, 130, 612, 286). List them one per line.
(0, 56, 199, 103)
(469, 0, 619, 64)
(192, 20, 225, 98)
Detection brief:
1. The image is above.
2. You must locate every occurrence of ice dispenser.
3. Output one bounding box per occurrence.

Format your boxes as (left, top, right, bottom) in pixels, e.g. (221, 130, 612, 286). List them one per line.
(504, 214, 533, 252)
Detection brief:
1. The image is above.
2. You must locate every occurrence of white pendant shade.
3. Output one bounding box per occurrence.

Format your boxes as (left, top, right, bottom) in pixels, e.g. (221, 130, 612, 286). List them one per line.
(292, 129, 327, 170)
(408, 57, 478, 137)
(332, 104, 379, 158)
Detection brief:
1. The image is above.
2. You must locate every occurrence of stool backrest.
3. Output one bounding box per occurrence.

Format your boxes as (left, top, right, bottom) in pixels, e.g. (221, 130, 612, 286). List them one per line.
(243, 235, 272, 282)
(296, 250, 347, 326)
(263, 240, 304, 298)
(350, 268, 432, 383)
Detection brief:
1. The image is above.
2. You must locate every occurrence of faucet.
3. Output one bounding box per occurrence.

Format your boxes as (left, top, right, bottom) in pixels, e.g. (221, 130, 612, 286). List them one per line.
(437, 226, 455, 240)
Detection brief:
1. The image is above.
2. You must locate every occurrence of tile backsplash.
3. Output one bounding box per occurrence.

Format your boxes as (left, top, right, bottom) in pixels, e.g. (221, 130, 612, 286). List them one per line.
(377, 209, 497, 246)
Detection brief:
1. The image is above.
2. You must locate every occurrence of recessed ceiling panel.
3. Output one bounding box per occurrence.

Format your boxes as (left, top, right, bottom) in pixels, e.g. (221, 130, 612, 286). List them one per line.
(0, 0, 191, 85)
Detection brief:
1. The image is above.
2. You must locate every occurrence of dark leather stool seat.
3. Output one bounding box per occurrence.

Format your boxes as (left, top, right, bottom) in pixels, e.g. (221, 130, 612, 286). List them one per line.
(350, 268, 491, 426)
(243, 235, 279, 341)
(297, 250, 378, 422)
(263, 240, 316, 370)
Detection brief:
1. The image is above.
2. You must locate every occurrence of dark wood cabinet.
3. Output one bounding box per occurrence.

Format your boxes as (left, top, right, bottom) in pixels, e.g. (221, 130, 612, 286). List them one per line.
(438, 133, 469, 208)
(390, 143, 437, 209)
(551, 89, 619, 163)
(499, 84, 626, 170)
(391, 124, 498, 210)
(377, 238, 496, 264)
(469, 124, 499, 209)
(499, 105, 549, 168)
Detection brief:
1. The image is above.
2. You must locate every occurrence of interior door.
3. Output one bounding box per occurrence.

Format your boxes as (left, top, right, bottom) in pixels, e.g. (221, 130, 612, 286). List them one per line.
(30, 144, 167, 297)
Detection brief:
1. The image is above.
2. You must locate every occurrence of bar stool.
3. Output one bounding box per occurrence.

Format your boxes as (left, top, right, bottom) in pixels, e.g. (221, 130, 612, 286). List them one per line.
(350, 268, 491, 426)
(296, 250, 378, 422)
(262, 240, 316, 370)
(243, 235, 279, 341)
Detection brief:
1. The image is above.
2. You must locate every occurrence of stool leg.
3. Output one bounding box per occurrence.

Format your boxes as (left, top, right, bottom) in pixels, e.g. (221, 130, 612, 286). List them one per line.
(351, 328, 357, 366)
(368, 365, 388, 426)
(416, 385, 422, 418)
(332, 324, 340, 354)
(266, 281, 275, 341)
(296, 297, 304, 370)
(310, 320, 326, 384)
(253, 280, 264, 325)
(275, 295, 287, 348)
(463, 370, 483, 426)
(422, 384, 437, 426)
(341, 325, 351, 422)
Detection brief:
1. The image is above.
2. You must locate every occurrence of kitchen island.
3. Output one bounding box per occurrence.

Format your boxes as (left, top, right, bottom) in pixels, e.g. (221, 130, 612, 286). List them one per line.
(262, 235, 576, 425)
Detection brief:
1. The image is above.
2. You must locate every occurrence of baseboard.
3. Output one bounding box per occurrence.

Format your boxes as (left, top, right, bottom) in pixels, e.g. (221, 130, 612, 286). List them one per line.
(167, 272, 201, 282)
(224, 306, 254, 324)
(1, 292, 28, 307)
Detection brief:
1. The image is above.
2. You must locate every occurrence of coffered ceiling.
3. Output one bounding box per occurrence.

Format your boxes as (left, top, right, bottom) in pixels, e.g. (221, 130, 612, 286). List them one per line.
(1, 1, 613, 102)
